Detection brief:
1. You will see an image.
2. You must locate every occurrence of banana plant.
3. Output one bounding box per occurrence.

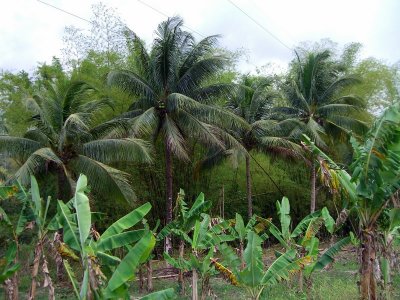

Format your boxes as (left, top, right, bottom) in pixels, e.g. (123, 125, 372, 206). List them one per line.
(164, 213, 234, 300)
(269, 196, 335, 252)
(1, 176, 58, 299)
(57, 174, 175, 300)
(267, 196, 338, 290)
(303, 105, 400, 299)
(157, 189, 212, 294)
(214, 231, 302, 300)
(26, 176, 57, 300)
(228, 213, 271, 268)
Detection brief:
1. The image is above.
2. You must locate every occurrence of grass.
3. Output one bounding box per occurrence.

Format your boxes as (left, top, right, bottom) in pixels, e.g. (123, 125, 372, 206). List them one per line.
(1, 245, 399, 299)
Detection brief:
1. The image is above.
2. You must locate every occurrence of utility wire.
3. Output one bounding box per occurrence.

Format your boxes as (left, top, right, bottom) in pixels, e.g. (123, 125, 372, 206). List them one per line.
(249, 153, 285, 196)
(226, 0, 292, 51)
(37, 0, 92, 24)
(136, 0, 206, 38)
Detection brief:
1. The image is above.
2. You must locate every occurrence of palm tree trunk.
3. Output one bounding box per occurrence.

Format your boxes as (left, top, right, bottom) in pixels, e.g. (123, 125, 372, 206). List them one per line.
(165, 141, 173, 254)
(246, 156, 253, 218)
(310, 158, 316, 213)
(360, 229, 377, 300)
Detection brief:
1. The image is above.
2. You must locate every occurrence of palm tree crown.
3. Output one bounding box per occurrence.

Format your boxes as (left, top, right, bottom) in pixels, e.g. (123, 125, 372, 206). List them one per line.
(272, 49, 367, 147)
(0, 78, 151, 202)
(107, 17, 247, 251)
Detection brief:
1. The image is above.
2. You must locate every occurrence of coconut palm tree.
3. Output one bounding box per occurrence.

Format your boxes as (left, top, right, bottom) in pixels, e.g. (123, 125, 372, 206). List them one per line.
(272, 49, 368, 212)
(0, 78, 151, 202)
(226, 75, 302, 218)
(107, 17, 247, 252)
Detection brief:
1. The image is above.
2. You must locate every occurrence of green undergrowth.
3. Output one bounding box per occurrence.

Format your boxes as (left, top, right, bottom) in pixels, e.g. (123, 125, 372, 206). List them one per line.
(1, 246, 399, 299)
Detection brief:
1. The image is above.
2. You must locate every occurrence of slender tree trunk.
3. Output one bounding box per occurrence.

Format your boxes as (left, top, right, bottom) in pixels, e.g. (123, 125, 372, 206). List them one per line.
(192, 269, 198, 300)
(246, 156, 253, 218)
(310, 158, 316, 213)
(360, 229, 377, 300)
(4, 278, 18, 300)
(178, 240, 185, 295)
(28, 242, 42, 300)
(138, 266, 144, 292)
(200, 276, 211, 300)
(146, 260, 153, 292)
(165, 141, 173, 254)
(298, 269, 303, 293)
(53, 230, 64, 281)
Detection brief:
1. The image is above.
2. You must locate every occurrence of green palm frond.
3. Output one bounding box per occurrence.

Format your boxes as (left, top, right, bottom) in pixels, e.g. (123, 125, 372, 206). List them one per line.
(107, 70, 156, 101)
(77, 97, 114, 115)
(130, 107, 158, 136)
(178, 35, 220, 76)
(177, 57, 227, 93)
(325, 115, 368, 135)
(63, 81, 95, 117)
(319, 76, 361, 103)
(125, 29, 151, 75)
(23, 128, 49, 145)
(162, 115, 189, 161)
(177, 110, 225, 150)
(25, 96, 58, 140)
(89, 118, 132, 139)
(0, 136, 41, 160)
(317, 103, 361, 116)
(168, 93, 249, 131)
(70, 155, 136, 203)
(14, 148, 62, 185)
(193, 83, 238, 104)
(82, 138, 152, 164)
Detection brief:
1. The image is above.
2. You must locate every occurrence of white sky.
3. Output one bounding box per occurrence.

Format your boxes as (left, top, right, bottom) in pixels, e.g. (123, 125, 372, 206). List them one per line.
(1, 0, 399, 74)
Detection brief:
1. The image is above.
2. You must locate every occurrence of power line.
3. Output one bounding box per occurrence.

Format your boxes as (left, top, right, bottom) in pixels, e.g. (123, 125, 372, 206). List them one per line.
(37, 0, 92, 24)
(226, 0, 292, 51)
(136, 0, 206, 38)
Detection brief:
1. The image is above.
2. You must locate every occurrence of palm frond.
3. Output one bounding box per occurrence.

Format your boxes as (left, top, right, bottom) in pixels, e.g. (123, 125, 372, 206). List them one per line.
(0, 136, 41, 160)
(82, 138, 152, 164)
(178, 35, 220, 76)
(177, 110, 225, 150)
(63, 81, 96, 117)
(25, 96, 58, 141)
(23, 128, 49, 145)
(162, 115, 189, 161)
(317, 104, 361, 116)
(177, 57, 227, 94)
(70, 155, 136, 203)
(14, 148, 62, 185)
(319, 76, 361, 103)
(168, 93, 249, 131)
(107, 70, 156, 101)
(325, 115, 368, 135)
(130, 107, 158, 137)
(192, 84, 239, 104)
(89, 118, 132, 139)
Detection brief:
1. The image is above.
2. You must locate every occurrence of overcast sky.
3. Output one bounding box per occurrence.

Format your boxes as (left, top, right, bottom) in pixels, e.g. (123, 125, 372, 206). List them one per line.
(1, 0, 399, 74)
